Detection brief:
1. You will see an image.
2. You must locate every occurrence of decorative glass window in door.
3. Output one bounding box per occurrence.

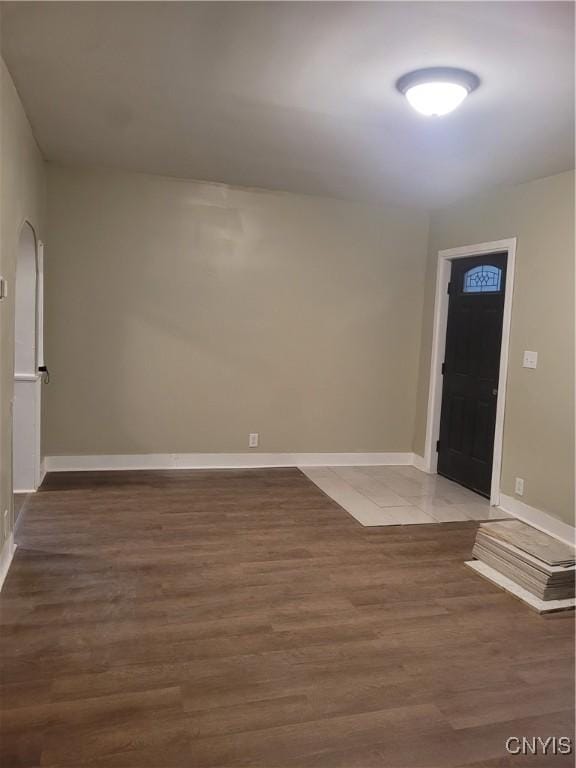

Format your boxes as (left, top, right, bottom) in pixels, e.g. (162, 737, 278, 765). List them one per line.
(463, 264, 502, 293)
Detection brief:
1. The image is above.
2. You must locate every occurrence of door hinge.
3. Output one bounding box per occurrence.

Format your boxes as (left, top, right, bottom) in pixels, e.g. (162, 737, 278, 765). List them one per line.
(447, 281, 452, 295)
(441, 362, 446, 375)
(436, 440, 441, 452)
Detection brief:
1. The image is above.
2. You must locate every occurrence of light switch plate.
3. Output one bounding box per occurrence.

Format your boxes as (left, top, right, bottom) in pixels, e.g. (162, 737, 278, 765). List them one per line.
(523, 350, 538, 369)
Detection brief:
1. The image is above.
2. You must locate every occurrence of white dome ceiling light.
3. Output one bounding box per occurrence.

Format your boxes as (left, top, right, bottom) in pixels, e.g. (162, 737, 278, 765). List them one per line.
(396, 67, 480, 117)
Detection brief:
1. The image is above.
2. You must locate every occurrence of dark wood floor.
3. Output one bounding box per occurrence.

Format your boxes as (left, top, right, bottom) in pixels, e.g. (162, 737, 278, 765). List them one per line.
(1, 468, 574, 768)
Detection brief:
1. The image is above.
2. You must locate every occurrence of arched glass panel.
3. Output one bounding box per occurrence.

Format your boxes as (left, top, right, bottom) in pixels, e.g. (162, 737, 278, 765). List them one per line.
(463, 264, 502, 293)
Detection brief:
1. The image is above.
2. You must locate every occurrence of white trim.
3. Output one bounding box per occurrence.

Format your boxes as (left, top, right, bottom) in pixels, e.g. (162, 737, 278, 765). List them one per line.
(36, 240, 45, 369)
(34, 376, 42, 489)
(12, 225, 43, 495)
(423, 238, 517, 507)
(498, 493, 575, 547)
(34, 240, 44, 490)
(412, 453, 430, 473)
(0, 534, 16, 592)
(44, 452, 415, 472)
(13, 376, 42, 493)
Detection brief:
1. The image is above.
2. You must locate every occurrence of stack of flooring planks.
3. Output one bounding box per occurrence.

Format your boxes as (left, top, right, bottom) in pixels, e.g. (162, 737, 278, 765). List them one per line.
(466, 519, 575, 613)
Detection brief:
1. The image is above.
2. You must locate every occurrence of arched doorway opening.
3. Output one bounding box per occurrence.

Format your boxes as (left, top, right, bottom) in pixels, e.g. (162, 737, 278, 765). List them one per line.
(13, 222, 44, 495)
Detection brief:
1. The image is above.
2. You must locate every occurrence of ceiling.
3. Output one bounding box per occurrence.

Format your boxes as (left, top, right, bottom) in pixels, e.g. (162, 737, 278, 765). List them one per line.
(1, 1, 574, 207)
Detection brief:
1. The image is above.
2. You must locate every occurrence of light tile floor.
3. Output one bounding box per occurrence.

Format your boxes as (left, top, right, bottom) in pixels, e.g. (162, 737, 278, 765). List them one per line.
(300, 465, 512, 526)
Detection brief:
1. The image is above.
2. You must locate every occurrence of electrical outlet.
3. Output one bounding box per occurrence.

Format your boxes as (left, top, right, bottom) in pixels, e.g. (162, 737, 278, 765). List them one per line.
(515, 477, 524, 496)
(248, 432, 259, 448)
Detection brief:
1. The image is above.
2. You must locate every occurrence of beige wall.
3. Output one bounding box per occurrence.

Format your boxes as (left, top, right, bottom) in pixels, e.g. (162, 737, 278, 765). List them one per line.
(0, 58, 46, 550)
(413, 171, 575, 525)
(44, 165, 429, 457)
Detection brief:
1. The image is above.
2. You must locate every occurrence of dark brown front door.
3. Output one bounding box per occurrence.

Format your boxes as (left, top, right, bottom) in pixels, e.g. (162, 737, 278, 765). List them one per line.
(437, 253, 507, 498)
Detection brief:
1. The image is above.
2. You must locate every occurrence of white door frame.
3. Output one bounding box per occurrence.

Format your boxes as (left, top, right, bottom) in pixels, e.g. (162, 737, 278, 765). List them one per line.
(423, 237, 517, 506)
(36, 240, 45, 371)
(34, 238, 45, 489)
(12, 227, 44, 493)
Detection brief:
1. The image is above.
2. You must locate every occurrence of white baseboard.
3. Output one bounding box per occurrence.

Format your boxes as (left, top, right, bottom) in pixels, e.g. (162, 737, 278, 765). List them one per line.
(0, 533, 16, 592)
(498, 493, 575, 546)
(13, 459, 45, 495)
(412, 453, 430, 472)
(44, 452, 415, 472)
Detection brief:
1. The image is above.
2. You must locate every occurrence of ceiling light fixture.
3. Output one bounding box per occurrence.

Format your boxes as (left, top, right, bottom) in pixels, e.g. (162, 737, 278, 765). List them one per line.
(396, 67, 480, 117)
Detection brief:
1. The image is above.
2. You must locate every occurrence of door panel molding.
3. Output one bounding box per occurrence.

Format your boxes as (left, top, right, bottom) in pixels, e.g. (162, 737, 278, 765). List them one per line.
(423, 238, 517, 506)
